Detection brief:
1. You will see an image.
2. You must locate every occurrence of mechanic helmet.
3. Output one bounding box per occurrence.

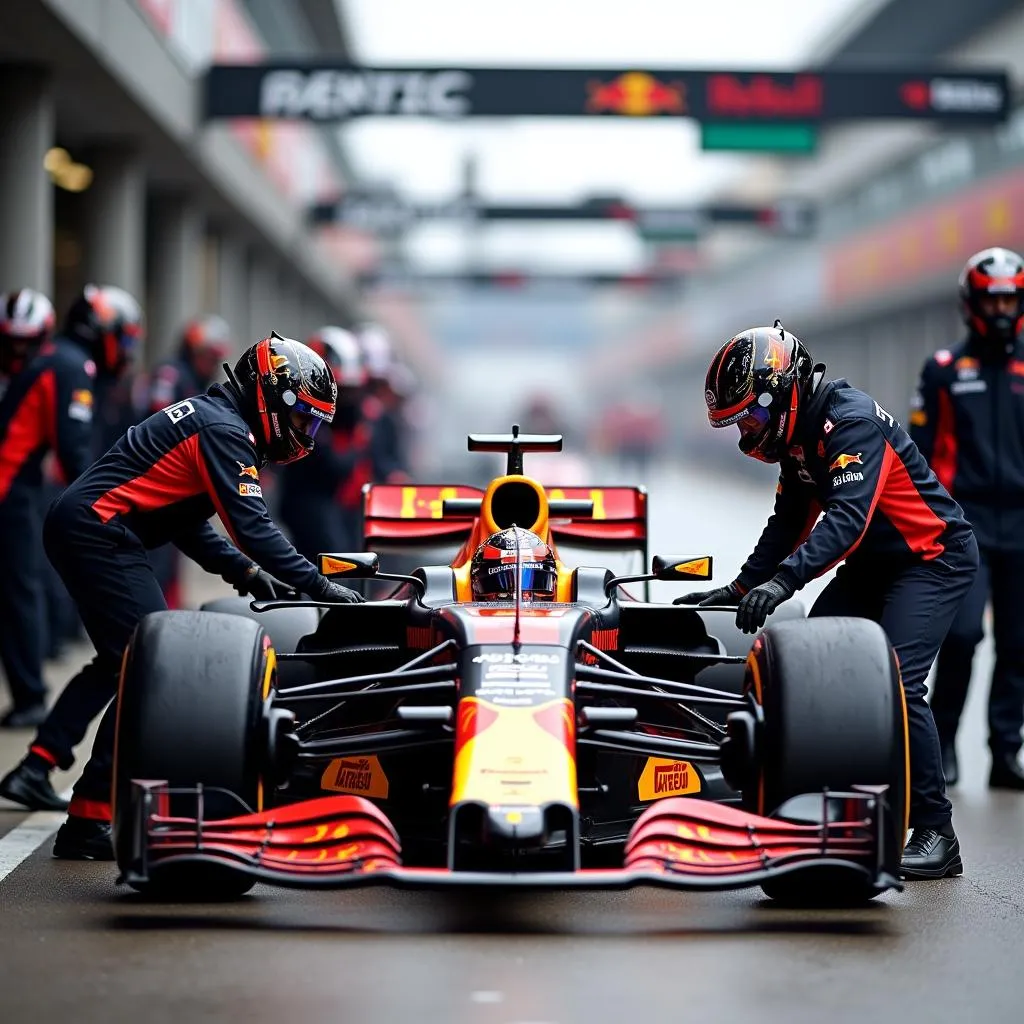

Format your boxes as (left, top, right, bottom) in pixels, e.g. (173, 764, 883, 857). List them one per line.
(181, 314, 232, 386)
(470, 527, 558, 602)
(306, 326, 367, 389)
(0, 288, 55, 375)
(704, 321, 814, 464)
(958, 247, 1024, 352)
(63, 284, 143, 377)
(226, 332, 337, 465)
(355, 322, 394, 382)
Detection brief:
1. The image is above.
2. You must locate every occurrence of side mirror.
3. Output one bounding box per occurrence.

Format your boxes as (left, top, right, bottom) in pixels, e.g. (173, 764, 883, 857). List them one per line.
(652, 555, 713, 581)
(605, 554, 713, 595)
(317, 550, 426, 599)
(318, 552, 380, 578)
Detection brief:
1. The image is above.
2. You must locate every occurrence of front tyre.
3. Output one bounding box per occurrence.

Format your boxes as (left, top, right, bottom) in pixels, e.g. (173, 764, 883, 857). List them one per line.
(113, 610, 275, 899)
(746, 617, 908, 907)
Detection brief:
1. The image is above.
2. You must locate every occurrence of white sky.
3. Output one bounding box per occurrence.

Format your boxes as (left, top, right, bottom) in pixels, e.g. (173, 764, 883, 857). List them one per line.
(339, 0, 878, 270)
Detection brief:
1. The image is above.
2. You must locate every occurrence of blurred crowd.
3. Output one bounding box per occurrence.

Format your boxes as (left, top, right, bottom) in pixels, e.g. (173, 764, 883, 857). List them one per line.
(0, 283, 423, 725)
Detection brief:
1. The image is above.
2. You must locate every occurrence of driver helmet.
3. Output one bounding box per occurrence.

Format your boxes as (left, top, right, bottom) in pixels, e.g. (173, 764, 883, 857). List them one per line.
(703, 322, 814, 464)
(958, 247, 1024, 354)
(0, 288, 55, 375)
(227, 332, 337, 465)
(470, 527, 557, 602)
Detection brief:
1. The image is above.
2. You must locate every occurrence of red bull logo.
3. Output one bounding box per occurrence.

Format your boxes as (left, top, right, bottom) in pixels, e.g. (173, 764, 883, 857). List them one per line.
(586, 72, 686, 116)
(237, 462, 260, 480)
(829, 452, 863, 472)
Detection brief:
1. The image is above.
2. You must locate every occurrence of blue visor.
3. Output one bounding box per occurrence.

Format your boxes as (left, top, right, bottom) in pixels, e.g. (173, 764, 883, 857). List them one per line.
(290, 400, 326, 440)
(479, 564, 557, 599)
(736, 406, 771, 437)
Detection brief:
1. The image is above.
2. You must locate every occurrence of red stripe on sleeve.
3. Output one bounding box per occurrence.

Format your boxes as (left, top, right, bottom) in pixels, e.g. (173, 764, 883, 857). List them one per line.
(0, 368, 55, 501)
(91, 435, 203, 521)
(931, 388, 957, 494)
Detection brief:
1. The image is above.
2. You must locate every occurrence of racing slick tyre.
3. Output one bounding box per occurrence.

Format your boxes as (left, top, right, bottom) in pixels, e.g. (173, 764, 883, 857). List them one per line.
(745, 617, 908, 907)
(200, 596, 320, 687)
(113, 610, 275, 899)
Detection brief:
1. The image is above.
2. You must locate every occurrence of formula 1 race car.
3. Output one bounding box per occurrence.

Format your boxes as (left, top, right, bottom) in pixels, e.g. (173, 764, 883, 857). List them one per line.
(113, 429, 908, 907)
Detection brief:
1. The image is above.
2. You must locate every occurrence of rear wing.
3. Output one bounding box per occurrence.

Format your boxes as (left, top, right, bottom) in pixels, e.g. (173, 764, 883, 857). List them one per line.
(362, 483, 648, 550)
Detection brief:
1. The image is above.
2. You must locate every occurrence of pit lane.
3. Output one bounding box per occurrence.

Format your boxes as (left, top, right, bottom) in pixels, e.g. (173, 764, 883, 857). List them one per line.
(1, 461, 1022, 1023)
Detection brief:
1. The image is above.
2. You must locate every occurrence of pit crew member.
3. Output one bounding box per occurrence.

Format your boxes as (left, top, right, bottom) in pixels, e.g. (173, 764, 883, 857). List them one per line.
(0, 286, 137, 728)
(0, 334, 363, 859)
(676, 323, 978, 880)
(911, 247, 1024, 790)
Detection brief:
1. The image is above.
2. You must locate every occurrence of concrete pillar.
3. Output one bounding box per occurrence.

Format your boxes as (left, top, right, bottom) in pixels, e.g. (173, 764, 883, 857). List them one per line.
(147, 193, 203, 367)
(81, 147, 145, 299)
(0, 68, 53, 295)
(215, 230, 249, 353)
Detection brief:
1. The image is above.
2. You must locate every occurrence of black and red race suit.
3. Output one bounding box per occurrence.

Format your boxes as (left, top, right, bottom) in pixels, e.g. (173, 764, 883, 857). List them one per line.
(910, 339, 1024, 758)
(0, 336, 96, 712)
(737, 377, 978, 829)
(31, 383, 323, 819)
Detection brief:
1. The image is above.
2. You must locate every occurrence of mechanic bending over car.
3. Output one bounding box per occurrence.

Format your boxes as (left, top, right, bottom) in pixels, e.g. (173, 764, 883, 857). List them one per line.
(678, 322, 978, 880)
(0, 286, 140, 729)
(911, 248, 1024, 792)
(0, 333, 363, 860)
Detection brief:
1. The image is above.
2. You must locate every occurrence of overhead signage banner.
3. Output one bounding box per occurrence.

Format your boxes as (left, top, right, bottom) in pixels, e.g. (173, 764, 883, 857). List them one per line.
(308, 195, 818, 239)
(205, 65, 1010, 123)
(357, 270, 686, 290)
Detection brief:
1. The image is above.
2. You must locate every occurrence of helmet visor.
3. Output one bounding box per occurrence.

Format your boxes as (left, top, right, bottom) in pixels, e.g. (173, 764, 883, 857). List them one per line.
(477, 564, 557, 600)
(736, 405, 771, 439)
(288, 397, 331, 444)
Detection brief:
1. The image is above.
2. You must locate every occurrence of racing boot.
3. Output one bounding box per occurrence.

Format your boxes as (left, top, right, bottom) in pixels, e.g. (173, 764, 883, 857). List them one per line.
(988, 751, 1024, 790)
(0, 758, 68, 811)
(52, 816, 114, 861)
(940, 742, 959, 787)
(900, 827, 962, 880)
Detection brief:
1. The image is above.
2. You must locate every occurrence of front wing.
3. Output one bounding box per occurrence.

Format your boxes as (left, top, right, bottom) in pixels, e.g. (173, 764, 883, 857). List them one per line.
(118, 782, 900, 896)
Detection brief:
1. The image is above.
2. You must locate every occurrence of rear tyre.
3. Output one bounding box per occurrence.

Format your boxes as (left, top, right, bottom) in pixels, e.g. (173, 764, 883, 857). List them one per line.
(113, 610, 275, 899)
(746, 617, 908, 907)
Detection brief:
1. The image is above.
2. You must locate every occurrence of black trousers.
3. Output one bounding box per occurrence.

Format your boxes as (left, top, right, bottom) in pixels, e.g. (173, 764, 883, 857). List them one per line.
(930, 545, 1024, 756)
(37, 497, 165, 810)
(809, 532, 979, 831)
(0, 496, 47, 710)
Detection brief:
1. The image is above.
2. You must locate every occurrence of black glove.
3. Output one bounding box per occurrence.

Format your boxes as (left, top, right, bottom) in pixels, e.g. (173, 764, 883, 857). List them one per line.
(673, 581, 745, 607)
(231, 565, 296, 600)
(308, 576, 365, 605)
(735, 574, 796, 634)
